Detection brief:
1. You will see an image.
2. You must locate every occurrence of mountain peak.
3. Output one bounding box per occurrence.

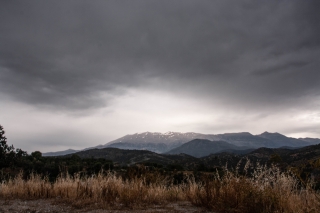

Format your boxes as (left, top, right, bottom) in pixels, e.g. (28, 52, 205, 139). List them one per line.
(259, 132, 284, 137)
(261, 131, 276, 134)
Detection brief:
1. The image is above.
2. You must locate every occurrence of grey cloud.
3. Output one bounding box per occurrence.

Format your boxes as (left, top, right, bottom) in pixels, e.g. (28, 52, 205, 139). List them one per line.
(253, 61, 309, 76)
(283, 125, 320, 136)
(1, 0, 320, 112)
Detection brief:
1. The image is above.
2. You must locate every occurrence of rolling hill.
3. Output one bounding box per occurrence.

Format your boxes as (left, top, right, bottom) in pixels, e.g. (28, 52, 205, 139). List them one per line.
(66, 147, 199, 168)
(166, 139, 248, 157)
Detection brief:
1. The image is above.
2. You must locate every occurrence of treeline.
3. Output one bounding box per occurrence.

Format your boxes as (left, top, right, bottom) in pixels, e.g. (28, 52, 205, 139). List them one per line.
(1, 151, 114, 182)
(15, 152, 113, 181)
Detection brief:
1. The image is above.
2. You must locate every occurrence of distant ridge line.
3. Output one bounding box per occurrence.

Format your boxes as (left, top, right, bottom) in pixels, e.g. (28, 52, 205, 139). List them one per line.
(43, 131, 319, 156)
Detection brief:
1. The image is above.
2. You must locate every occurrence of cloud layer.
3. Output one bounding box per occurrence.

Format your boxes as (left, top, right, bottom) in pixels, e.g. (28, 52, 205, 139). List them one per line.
(0, 1, 319, 152)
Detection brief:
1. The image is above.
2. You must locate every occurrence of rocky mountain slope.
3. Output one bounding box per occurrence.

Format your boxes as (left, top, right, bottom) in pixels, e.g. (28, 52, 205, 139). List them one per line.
(104, 132, 217, 153)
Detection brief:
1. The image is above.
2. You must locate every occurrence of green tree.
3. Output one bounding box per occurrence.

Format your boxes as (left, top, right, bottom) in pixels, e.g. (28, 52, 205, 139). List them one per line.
(0, 125, 27, 168)
(269, 154, 282, 164)
(0, 125, 15, 167)
(31, 151, 42, 160)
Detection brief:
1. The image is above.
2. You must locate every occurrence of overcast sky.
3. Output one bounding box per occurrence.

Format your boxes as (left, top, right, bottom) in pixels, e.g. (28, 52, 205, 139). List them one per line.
(1, 0, 320, 153)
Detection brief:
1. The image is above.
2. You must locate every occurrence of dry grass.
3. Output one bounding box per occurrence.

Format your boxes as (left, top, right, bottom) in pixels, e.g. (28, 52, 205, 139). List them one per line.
(0, 166, 319, 212)
(185, 164, 320, 213)
(0, 171, 184, 208)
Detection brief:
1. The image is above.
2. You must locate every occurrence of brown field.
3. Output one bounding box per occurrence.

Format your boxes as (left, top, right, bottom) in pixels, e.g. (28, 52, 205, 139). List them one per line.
(0, 166, 319, 213)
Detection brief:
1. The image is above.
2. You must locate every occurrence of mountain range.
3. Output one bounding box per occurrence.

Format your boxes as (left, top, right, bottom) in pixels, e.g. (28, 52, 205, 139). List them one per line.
(43, 131, 319, 157)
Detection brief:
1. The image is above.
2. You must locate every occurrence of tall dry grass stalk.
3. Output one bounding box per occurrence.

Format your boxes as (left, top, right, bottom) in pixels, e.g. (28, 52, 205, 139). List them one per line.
(185, 164, 320, 213)
(0, 166, 319, 212)
(0, 171, 185, 208)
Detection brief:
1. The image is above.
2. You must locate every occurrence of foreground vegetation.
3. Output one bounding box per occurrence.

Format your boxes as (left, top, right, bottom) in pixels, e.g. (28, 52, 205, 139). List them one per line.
(1, 166, 320, 213)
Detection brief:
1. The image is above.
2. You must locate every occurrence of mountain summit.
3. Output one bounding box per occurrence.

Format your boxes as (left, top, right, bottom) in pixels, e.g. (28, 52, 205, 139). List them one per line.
(103, 132, 218, 153)
(257, 132, 308, 147)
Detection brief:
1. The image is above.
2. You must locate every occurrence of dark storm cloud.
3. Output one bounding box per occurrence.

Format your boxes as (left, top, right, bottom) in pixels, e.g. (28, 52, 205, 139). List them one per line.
(1, 0, 320, 111)
(253, 61, 309, 77)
